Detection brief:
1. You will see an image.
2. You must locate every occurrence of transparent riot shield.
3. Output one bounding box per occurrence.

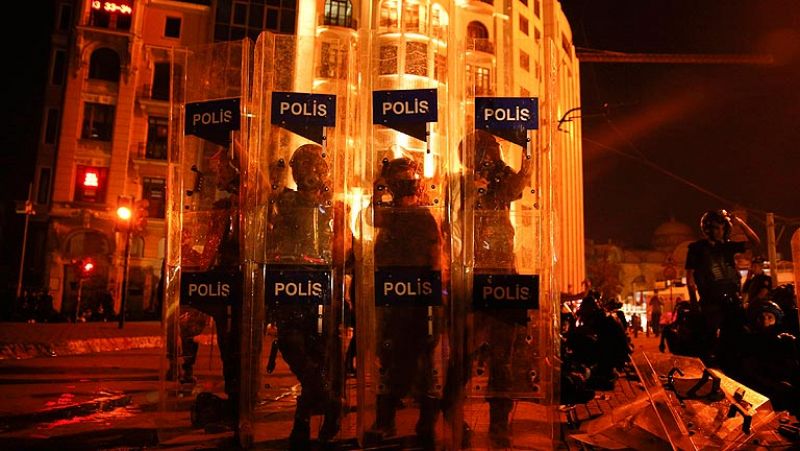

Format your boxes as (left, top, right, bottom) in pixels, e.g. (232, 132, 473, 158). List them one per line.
(165, 39, 250, 443)
(354, 7, 455, 446)
(448, 24, 558, 449)
(244, 32, 356, 449)
(631, 352, 778, 450)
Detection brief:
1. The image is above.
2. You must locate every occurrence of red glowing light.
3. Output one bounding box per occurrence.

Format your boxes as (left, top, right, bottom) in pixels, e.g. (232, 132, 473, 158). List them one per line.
(83, 171, 99, 187)
(92, 1, 132, 15)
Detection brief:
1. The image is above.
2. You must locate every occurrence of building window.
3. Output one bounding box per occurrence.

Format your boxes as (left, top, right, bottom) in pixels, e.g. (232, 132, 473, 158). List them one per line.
(142, 178, 166, 219)
(165, 17, 181, 38)
(37, 168, 51, 205)
(324, 0, 353, 28)
(89, 1, 132, 31)
(466, 64, 492, 96)
(74, 165, 109, 204)
(475, 66, 491, 96)
(404, 2, 421, 33)
(379, 44, 398, 75)
(406, 42, 427, 76)
(319, 42, 346, 79)
(57, 3, 73, 31)
(44, 108, 61, 145)
(130, 236, 145, 258)
(431, 5, 445, 38)
(535, 28, 541, 42)
(520, 87, 530, 97)
(146, 117, 168, 160)
(520, 50, 530, 72)
(151, 62, 171, 101)
(379, 1, 398, 29)
(88, 48, 121, 82)
(233, 1, 247, 25)
(534, 0, 541, 18)
(519, 15, 529, 35)
(467, 21, 492, 53)
(215, 0, 296, 40)
(51, 49, 66, 85)
(81, 103, 115, 141)
(434, 54, 446, 81)
(467, 21, 489, 40)
(519, 0, 528, 6)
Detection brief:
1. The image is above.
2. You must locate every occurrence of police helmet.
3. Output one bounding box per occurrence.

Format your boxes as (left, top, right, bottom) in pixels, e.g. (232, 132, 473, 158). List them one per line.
(756, 300, 784, 325)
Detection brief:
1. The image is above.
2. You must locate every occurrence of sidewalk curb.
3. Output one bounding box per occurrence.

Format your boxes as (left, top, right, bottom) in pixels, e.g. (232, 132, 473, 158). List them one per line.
(0, 336, 163, 361)
(0, 333, 217, 360)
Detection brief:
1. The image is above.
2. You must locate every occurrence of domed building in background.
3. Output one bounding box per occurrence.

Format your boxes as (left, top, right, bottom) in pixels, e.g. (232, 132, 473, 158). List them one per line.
(586, 217, 698, 313)
(652, 218, 696, 253)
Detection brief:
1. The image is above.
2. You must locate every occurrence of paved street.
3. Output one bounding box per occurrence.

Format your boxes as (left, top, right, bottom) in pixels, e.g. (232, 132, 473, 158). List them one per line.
(0, 322, 797, 449)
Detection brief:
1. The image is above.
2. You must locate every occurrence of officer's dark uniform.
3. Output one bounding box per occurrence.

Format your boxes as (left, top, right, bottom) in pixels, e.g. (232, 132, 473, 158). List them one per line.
(371, 157, 442, 445)
(267, 145, 343, 447)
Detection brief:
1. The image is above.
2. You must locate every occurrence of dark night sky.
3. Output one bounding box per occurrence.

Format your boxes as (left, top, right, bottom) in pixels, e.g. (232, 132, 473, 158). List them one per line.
(560, 0, 800, 257)
(1, 1, 799, 280)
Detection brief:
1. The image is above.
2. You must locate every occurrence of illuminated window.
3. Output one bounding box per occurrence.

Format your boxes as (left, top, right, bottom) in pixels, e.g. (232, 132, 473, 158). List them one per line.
(475, 66, 491, 96)
(466, 64, 491, 96)
(379, 1, 398, 29)
(406, 42, 427, 76)
(142, 177, 166, 219)
(379, 44, 398, 75)
(431, 6, 444, 38)
(74, 166, 109, 203)
(88, 48, 121, 82)
(81, 103, 115, 141)
(519, 15, 529, 35)
(520, 50, 530, 72)
(404, 3, 420, 33)
(319, 42, 346, 79)
(165, 17, 181, 38)
(146, 117, 168, 160)
(324, 0, 353, 28)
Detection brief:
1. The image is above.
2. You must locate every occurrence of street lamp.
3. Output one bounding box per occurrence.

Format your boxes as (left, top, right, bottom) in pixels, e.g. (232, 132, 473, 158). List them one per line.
(116, 202, 133, 329)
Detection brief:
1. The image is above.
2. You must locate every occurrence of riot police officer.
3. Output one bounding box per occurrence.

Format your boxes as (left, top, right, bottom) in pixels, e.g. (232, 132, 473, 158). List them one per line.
(267, 143, 344, 449)
(370, 157, 443, 448)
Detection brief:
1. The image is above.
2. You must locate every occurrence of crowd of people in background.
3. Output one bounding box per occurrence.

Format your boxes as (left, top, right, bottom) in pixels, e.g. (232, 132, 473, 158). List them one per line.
(10, 289, 117, 323)
(561, 209, 800, 420)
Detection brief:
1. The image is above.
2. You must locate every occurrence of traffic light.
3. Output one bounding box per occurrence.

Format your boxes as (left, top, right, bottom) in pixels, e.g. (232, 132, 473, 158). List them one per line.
(134, 199, 149, 233)
(116, 196, 134, 231)
(78, 258, 95, 278)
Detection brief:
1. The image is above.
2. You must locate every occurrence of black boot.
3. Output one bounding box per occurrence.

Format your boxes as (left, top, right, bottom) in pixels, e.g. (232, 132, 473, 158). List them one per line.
(288, 414, 311, 451)
(415, 396, 439, 450)
(318, 397, 342, 442)
(488, 397, 513, 448)
(366, 394, 397, 443)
